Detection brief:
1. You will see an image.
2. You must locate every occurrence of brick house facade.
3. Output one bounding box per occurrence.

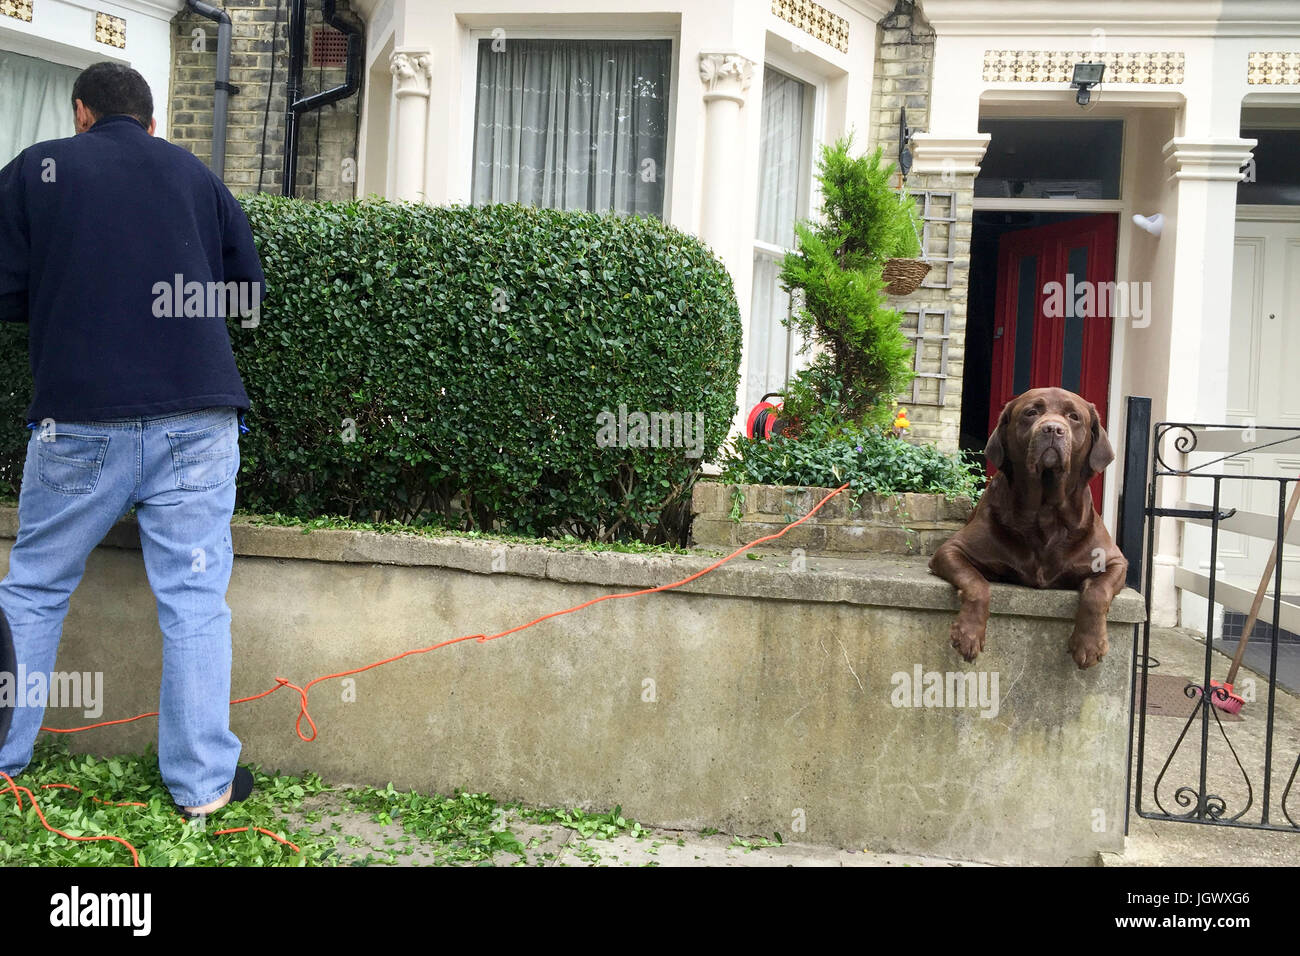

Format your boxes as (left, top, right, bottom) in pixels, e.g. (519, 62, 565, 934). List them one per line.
(868, 1, 969, 450)
(168, 0, 359, 200)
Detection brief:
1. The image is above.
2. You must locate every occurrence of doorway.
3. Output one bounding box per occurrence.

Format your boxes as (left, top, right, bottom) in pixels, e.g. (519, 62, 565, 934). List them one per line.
(962, 210, 1119, 507)
(1220, 215, 1300, 593)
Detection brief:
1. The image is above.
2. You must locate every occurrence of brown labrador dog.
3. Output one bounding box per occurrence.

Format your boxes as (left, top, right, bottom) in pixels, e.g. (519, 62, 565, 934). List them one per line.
(929, 387, 1128, 669)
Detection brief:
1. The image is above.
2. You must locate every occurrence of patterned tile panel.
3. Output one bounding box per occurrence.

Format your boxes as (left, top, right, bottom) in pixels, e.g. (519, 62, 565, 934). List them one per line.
(1248, 52, 1300, 85)
(95, 11, 126, 49)
(772, 0, 849, 54)
(1, 0, 33, 23)
(983, 50, 1184, 84)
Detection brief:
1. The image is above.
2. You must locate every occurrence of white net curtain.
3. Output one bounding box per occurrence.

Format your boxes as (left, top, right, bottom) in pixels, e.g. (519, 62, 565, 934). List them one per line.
(0, 51, 80, 166)
(471, 38, 671, 217)
(747, 66, 811, 411)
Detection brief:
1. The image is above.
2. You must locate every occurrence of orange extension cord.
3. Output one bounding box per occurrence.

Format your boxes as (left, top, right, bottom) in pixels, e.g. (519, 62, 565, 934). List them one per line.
(1, 482, 850, 866)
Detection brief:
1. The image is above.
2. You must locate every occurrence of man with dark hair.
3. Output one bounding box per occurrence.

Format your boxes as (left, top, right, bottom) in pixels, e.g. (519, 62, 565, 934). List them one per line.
(70, 61, 155, 133)
(0, 62, 263, 818)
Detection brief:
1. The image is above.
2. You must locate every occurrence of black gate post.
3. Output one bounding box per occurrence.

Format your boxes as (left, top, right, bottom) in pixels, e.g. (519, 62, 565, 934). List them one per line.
(1118, 396, 1151, 836)
(1117, 396, 1152, 591)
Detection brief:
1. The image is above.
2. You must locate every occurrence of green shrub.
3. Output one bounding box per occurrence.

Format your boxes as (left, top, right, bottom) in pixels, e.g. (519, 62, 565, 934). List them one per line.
(721, 417, 983, 501)
(0, 326, 29, 497)
(778, 137, 921, 426)
(0, 197, 743, 544)
(816, 137, 922, 264)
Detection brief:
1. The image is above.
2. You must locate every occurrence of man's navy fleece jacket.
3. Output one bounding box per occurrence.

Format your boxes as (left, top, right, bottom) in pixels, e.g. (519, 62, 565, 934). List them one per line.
(0, 113, 262, 423)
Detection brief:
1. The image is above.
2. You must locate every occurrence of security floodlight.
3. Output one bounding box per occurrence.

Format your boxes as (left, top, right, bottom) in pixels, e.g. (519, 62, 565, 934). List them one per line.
(1071, 62, 1105, 106)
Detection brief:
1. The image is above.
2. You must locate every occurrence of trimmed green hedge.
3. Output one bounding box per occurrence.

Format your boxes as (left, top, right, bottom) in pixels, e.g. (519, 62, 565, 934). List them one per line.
(0, 330, 28, 497)
(0, 197, 743, 543)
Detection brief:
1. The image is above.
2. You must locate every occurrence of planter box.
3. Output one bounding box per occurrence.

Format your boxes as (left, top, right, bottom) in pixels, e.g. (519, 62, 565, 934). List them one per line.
(691, 481, 974, 556)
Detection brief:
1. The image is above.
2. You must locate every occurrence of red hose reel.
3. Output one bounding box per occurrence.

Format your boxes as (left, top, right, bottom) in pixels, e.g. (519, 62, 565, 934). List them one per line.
(745, 393, 799, 440)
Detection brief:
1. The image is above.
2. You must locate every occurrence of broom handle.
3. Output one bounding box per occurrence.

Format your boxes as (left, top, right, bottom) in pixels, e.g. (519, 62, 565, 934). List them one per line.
(1226, 474, 1300, 685)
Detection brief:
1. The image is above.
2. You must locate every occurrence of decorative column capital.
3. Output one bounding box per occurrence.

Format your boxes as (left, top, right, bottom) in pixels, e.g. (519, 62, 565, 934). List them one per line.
(698, 52, 755, 106)
(909, 133, 991, 176)
(1162, 137, 1257, 182)
(390, 48, 433, 98)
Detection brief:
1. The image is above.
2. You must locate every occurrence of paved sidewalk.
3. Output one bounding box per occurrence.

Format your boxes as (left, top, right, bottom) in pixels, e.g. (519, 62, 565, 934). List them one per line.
(284, 791, 988, 866)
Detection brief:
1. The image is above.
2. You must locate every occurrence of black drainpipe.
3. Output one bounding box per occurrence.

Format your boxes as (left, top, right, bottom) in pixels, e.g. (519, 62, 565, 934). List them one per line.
(282, 0, 363, 196)
(186, 0, 235, 179)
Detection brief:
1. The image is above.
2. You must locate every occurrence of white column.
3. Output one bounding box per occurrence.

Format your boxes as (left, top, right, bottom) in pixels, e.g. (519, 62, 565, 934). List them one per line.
(390, 48, 432, 203)
(1148, 136, 1256, 626)
(697, 52, 755, 266)
(698, 52, 755, 434)
(1160, 138, 1256, 421)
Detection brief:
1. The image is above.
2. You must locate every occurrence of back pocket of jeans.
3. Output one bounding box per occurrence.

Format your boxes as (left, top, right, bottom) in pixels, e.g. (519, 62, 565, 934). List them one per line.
(167, 417, 238, 491)
(37, 433, 109, 495)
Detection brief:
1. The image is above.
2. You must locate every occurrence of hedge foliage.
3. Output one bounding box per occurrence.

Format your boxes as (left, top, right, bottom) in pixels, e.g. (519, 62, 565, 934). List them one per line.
(0, 197, 744, 543)
(0, 334, 28, 496)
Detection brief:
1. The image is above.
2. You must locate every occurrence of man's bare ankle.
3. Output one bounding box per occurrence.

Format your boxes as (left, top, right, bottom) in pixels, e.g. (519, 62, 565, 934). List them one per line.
(183, 783, 232, 815)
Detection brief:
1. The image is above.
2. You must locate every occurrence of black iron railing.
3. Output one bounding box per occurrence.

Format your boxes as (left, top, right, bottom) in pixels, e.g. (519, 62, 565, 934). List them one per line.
(1125, 415, 1300, 833)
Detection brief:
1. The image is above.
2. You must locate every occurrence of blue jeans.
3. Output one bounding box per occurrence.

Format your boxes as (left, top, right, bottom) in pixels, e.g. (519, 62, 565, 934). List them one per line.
(0, 406, 242, 806)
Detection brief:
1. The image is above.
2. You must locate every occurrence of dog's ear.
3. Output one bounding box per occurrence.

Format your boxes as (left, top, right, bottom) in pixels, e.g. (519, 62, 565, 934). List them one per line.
(1086, 403, 1115, 475)
(985, 401, 1014, 472)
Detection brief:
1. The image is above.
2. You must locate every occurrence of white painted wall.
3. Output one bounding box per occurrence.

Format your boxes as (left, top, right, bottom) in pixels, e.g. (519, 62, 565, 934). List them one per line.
(0, 0, 184, 139)
(1115, 107, 1179, 437)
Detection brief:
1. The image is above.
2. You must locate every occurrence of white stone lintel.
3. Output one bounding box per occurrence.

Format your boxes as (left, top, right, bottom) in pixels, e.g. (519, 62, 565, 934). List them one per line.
(1162, 137, 1257, 181)
(910, 133, 992, 176)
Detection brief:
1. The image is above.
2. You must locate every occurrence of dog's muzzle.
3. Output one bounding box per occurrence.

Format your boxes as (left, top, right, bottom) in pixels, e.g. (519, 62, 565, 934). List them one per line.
(1029, 420, 1072, 474)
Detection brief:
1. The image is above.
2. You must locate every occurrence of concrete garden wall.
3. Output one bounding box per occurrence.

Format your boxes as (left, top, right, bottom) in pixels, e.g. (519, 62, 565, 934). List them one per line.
(691, 482, 975, 556)
(0, 507, 1142, 865)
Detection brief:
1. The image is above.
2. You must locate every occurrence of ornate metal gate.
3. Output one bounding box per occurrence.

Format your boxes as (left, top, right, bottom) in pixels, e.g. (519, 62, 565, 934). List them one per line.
(1121, 402, 1300, 832)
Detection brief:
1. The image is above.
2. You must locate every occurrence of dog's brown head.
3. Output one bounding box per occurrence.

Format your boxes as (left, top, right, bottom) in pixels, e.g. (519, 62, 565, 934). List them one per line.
(985, 387, 1114, 485)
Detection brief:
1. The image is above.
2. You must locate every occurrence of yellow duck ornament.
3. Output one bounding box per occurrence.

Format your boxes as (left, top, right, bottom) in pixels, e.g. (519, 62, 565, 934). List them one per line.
(891, 407, 910, 438)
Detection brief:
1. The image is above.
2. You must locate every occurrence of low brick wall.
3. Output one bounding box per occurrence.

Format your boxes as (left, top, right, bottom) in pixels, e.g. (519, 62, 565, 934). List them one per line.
(691, 481, 974, 555)
(0, 506, 1142, 865)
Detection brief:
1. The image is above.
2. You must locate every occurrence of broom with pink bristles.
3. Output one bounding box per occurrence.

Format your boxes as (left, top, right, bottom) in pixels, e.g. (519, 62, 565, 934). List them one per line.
(1208, 476, 1300, 714)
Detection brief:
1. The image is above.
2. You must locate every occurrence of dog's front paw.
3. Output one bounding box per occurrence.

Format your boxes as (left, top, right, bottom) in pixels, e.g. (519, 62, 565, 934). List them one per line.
(949, 614, 986, 662)
(1068, 627, 1109, 669)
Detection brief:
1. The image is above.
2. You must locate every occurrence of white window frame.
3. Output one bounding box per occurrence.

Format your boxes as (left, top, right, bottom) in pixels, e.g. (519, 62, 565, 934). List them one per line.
(458, 27, 680, 222)
(749, 54, 824, 403)
(971, 112, 1130, 211)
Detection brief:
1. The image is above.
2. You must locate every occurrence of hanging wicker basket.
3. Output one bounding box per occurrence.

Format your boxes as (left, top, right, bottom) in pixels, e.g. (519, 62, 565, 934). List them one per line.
(882, 171, 930, 296)
(882, 257, 931, 296)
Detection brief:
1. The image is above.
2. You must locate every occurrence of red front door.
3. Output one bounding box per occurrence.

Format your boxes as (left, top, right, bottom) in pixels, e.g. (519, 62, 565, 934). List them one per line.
(989, 214, 1117, 508)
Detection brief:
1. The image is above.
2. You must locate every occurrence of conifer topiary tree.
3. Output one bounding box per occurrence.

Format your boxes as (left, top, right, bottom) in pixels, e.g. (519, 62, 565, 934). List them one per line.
(778, 135, 921, 426)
